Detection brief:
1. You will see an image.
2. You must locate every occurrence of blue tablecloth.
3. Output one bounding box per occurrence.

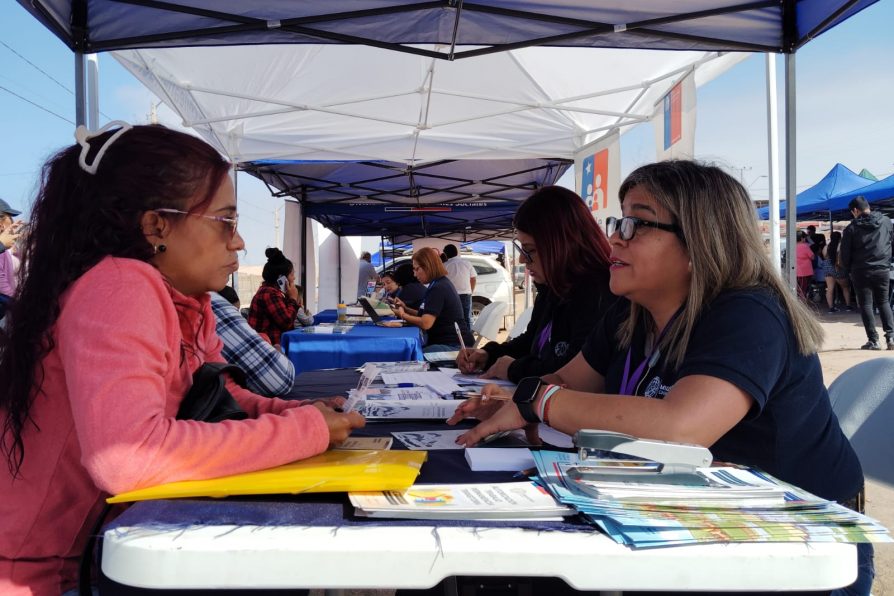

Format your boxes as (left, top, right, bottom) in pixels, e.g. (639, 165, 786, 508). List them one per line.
(281, 323, 424, 373)
(313, 309, 338, 324)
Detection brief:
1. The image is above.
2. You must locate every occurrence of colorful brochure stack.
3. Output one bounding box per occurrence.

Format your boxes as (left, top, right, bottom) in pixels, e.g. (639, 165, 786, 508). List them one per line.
(531, 450, 892, 548)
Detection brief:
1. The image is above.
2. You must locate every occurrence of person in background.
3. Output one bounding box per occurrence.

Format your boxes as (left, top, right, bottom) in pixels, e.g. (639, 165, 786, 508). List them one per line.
(293, 284, 314, 327)
(356, 250, 378, 300)
(212, 285, 296, 396)
(451, 160, 871, 593)
(840, 196, 894, 351)
(0, 199, 24, 321)
(248, 247, 300, 347)
(795, 229, 815, 301)
(391, 261, 427, 310)
(0, 123, 364, 595)
(824, 230, 854, 313)
(381, 270, 400, 301)
(391, 246, 473, 352)
(456, 186, 614, 382)
(442, 243, 477, 325)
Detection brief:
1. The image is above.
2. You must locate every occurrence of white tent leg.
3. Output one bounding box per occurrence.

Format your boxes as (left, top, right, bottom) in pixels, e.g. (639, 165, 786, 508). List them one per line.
(784, 53, 797, 293)
(765, 53, 781, 275)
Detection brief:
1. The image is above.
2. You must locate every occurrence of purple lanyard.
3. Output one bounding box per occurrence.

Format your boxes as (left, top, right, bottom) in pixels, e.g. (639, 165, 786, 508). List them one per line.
(536, 321, 553, 354)
(619, 310, 681, 396)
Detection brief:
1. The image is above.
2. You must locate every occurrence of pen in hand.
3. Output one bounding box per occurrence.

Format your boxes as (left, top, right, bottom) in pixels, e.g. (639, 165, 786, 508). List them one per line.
(454, 321, 468, 355)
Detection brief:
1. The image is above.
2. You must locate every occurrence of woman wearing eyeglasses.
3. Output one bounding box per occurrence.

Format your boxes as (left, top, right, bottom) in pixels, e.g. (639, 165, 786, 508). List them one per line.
(248, 247, 303, 346)
(391, 246, 474, 352)
(451, 160, 870, 593)
(0, 124, 364, 595)
(455, 186, 614, 382)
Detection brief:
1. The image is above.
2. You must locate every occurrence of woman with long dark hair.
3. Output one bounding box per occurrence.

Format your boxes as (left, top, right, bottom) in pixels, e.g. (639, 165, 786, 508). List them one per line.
(0, 123, 363, 594)
(824, 230, 854, 312)
(456, 186, 614, 382)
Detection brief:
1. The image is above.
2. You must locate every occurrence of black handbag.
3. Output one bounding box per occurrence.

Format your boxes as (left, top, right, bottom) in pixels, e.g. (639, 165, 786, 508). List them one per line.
(176, 362, 250, 422)
(79, 362, 250, 595)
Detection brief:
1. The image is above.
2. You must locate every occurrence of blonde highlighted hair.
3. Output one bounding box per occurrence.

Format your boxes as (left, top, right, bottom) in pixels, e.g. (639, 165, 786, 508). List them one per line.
(617, 160, 823, 369)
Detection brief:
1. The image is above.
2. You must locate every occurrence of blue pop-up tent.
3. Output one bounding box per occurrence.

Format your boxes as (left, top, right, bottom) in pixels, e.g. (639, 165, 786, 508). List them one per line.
(825, 173, 894, 219)
(756, 163, 873, 220)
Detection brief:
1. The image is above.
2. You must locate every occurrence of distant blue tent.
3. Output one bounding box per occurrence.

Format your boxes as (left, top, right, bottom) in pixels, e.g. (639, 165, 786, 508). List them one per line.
(757, 164, 873, 221)
(825, 173, 894, 219)
(371, 240, 505, 267)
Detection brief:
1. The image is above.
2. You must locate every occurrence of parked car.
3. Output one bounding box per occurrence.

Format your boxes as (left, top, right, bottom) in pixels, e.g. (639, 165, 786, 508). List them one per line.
(379, 253, 513, 322)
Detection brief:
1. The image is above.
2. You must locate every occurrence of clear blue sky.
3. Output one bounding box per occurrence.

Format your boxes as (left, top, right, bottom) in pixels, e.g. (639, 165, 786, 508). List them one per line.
(2, 2, 892, 264)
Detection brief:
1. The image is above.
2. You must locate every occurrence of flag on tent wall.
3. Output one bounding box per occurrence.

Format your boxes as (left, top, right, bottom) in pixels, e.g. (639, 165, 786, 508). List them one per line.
(575, 131, 620, 226)
(652, 72, 696, 160)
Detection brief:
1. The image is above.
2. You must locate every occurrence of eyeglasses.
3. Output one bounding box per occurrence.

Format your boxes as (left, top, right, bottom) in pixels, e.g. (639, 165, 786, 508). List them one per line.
(155, 208, 239, 239)
(605, 216, 684, 242)
(512, 240, 534, 263)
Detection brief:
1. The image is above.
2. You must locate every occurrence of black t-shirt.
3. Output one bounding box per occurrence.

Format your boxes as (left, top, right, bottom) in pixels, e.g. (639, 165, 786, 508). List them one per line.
(482, 269, 615, 383)
(418, 277, 473, 347)
(581, 289, 862, 502)
(396, 282, 426, 310)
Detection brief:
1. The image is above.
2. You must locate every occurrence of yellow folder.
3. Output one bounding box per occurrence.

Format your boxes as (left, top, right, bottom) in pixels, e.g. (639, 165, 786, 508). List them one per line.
(107, 450, 427, 503)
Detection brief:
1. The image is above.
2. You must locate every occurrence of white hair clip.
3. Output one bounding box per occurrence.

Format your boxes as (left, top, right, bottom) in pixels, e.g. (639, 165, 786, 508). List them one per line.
(75, 120, 133, 175)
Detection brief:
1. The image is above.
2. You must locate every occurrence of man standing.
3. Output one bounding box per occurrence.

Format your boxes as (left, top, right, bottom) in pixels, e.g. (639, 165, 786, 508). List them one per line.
(442, 243, 477, 325)
(840, 196, 894, 350)
(356, 251, 378, 300)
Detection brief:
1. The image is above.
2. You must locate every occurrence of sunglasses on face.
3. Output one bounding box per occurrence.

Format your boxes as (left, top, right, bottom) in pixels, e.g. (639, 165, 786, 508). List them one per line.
(155, 208, 239, 240)
(605, 216, 684, 242)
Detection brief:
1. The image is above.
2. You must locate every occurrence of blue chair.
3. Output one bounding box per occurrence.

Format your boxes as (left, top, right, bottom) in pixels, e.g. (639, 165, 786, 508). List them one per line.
(827, 357, 894, 488)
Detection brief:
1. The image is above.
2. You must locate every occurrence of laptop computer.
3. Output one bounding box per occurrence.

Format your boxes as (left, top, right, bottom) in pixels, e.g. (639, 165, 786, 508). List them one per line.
(359, 297, 407, 326)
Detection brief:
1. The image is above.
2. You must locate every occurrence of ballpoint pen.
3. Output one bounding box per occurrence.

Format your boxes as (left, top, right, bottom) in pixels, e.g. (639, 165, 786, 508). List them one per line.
(454, 321, 468, 354)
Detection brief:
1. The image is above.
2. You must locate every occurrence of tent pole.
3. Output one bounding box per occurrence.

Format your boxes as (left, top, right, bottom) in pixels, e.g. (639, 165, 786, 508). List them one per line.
(765, 53, 782, 275)
(300, 203, 308, 298)
(337, 233, 342, 304)
(74, 52, 87, 127)
(784, 53, 797, 293)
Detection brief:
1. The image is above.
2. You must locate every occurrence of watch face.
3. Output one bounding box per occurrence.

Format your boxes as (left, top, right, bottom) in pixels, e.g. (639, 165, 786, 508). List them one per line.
(513, 376, 542, 404)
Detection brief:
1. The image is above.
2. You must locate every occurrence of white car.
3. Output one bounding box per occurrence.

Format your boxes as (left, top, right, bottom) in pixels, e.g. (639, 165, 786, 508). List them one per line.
(379, 253, 513, 321)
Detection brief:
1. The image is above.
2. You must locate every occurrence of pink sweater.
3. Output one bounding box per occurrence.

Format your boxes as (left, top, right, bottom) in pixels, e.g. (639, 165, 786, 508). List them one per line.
(0, 257, 330, 595)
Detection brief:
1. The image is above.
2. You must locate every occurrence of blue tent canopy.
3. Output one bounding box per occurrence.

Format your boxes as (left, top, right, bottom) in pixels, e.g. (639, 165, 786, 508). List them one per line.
(16, 1, 879, 58)
(825, 173, 894, 218)
(371, 240, 505, 267)
(756, 163, 873, 220)
(242, 158, 570, 241)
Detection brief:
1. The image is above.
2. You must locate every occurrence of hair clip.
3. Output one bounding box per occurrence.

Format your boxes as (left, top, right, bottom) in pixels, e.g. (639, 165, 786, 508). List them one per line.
(74, 120, 133, 175)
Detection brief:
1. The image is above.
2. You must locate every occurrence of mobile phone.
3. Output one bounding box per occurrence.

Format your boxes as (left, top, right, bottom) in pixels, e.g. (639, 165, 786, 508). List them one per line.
(276, 275, 288, 292)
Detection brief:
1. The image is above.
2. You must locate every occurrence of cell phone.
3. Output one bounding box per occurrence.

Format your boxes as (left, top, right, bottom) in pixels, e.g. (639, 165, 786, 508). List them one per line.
(276, 275, 288, 292)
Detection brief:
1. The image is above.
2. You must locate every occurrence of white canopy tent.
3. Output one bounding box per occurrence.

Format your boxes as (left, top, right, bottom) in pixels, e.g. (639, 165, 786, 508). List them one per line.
(113, 45, 744, 164)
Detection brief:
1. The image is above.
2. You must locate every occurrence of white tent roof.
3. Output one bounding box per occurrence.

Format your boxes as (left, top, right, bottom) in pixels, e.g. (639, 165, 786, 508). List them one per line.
(113, 44, 745, 164)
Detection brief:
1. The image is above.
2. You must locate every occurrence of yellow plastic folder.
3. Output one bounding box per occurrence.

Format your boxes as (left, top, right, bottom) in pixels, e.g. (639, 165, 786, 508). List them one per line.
(107, 450, 427, 504)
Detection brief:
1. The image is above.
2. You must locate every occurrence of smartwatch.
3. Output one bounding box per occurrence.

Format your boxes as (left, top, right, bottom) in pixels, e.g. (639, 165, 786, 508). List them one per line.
(512, 376, 543, 423)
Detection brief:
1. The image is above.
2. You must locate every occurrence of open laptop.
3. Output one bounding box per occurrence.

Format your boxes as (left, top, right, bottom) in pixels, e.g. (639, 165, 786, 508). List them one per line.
(359, 297, 407, 326)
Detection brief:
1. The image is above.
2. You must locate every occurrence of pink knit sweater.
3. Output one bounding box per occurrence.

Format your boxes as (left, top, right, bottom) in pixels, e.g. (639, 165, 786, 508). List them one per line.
(0, 257, 330, 595)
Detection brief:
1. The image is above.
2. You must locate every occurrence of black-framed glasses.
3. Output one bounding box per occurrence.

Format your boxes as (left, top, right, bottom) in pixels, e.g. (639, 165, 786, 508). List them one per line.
(155, 208, 239, 240)
(605, 216, 684, 242)
(512, 240, 534, 263)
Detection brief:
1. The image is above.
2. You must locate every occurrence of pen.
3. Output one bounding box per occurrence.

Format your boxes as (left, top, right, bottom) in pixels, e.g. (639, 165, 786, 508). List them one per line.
(454, 321, 468, 354)
(512, 467, 537, 478)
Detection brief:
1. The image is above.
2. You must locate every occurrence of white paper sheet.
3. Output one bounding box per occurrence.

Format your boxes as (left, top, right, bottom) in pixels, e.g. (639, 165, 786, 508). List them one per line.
(464, 448, 535, 472)
(380, 371, 463, 396)
(392, 429, 467, 450)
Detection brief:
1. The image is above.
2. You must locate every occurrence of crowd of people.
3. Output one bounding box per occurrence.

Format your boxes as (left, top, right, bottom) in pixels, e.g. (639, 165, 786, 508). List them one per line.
(0, 120, 878, 594)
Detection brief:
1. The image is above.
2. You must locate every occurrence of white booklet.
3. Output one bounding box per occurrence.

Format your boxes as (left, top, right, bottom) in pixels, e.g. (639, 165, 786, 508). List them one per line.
(359, 400, 458, 421)
(350, 481, 574, 520)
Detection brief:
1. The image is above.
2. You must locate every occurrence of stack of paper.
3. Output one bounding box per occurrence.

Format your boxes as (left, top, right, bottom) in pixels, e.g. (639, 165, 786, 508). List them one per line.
(363, 361, 429, 375)
(380, 371, 464, 396)
(350, 481, 574, 520)
(530, 450, 892, 548)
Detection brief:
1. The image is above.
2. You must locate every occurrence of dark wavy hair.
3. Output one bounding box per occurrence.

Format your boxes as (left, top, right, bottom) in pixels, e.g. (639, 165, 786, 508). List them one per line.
(261, 247, 293, 284)
(0, 124, 230, 476)
(513, 185, 611, 297)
